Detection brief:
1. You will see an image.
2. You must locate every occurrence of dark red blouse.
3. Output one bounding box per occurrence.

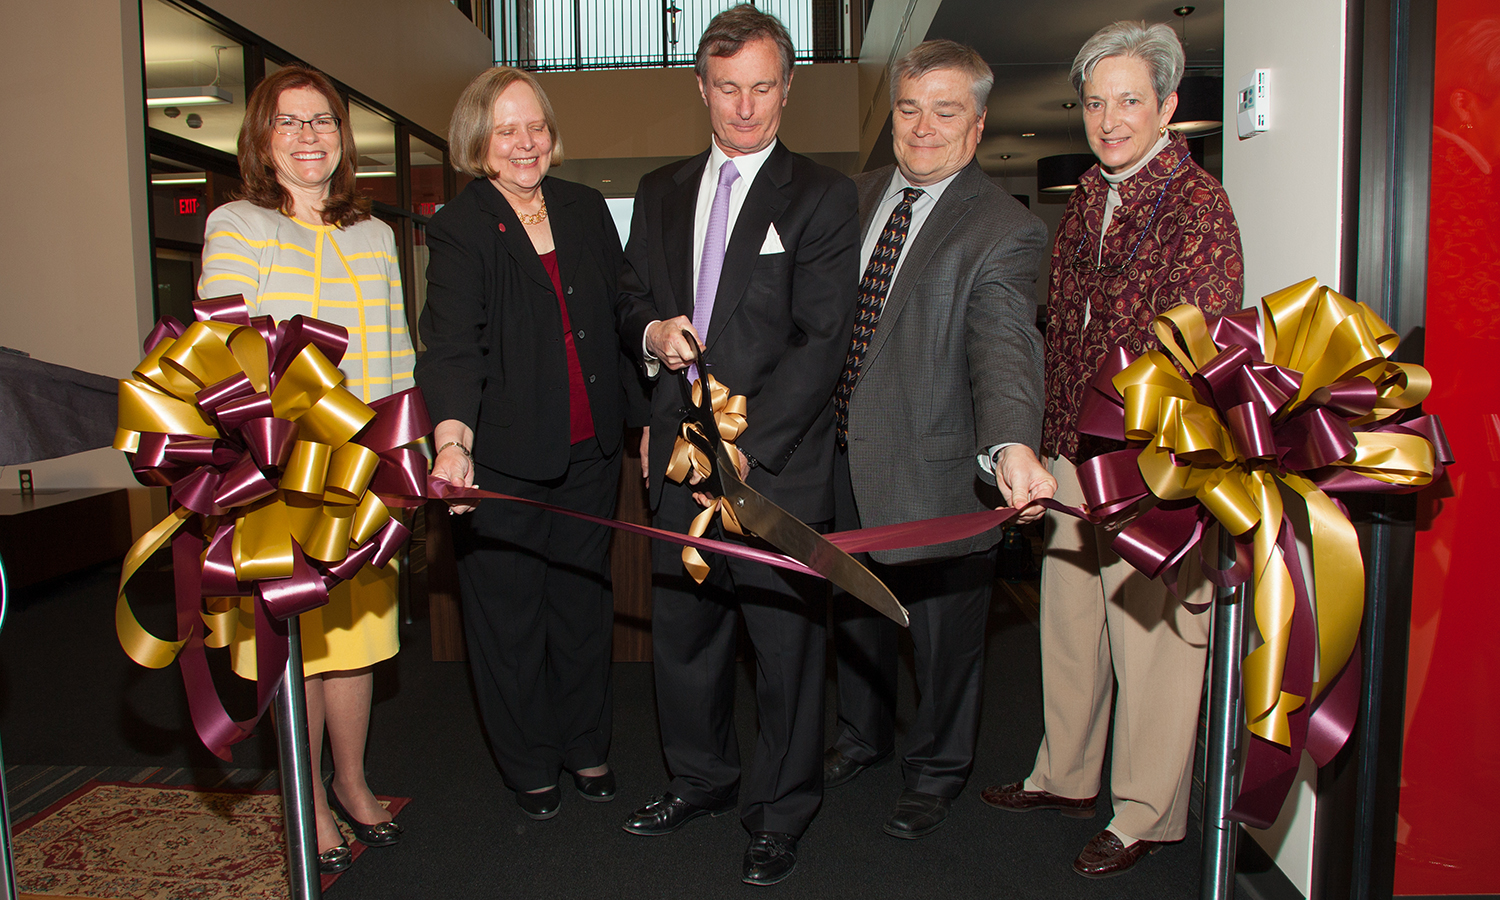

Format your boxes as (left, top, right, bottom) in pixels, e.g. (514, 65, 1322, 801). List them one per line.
(1042, 134, 1245, 463)
(539, 250, 596, 444)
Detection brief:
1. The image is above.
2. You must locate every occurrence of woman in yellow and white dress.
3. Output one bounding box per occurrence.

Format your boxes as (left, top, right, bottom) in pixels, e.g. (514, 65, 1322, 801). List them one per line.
(198, 63, 413, 875)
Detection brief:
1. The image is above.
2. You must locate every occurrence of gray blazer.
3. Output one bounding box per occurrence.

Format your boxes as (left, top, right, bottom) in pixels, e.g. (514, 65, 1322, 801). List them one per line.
(845, 160, 1047, 564)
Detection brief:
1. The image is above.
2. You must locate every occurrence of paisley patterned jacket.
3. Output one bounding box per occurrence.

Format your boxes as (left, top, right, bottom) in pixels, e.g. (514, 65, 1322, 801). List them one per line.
(1042, 134, 1245, 463)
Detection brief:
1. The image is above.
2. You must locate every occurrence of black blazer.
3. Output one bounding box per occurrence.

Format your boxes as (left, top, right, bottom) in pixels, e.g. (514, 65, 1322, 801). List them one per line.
(416, 176, 647, 481)
(617, 142, 860, 522)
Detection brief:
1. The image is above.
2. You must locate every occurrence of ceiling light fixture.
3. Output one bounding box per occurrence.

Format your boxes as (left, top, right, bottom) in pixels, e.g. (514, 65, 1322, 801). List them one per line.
(151, 174, 207, 185)
(147, 85, 232, 107)
(147, 45, 234, 108)
(1167, 7, 1222, 135)
(1036, 153, 1097, 193)
(355, 166, 397, 178)
(1169, 74, 1224, 136)
(1021, 132, 1036, 138)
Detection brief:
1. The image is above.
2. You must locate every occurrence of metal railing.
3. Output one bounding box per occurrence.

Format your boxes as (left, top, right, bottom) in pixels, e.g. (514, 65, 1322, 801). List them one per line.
(495, 0, 848, 71)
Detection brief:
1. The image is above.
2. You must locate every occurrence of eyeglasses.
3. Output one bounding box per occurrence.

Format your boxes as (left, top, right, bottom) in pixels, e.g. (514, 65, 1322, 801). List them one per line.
(272, 115, 340, 135)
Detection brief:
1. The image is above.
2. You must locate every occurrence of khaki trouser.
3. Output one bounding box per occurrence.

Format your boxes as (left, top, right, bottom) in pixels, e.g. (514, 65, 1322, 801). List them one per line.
(1028, 455, 1211, 842)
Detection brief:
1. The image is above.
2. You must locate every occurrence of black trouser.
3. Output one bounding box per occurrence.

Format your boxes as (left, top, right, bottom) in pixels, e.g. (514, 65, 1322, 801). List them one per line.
(830, 448, 996, 799)
(455, 437, 620, 792)
(649, 481, 828, 837)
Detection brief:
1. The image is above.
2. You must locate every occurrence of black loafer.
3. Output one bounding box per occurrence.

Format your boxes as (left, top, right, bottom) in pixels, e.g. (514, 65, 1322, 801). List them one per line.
(571, 769, 616, 802)
(882, 788, 951, 839)
(823, 747, 889, 789)
(516, 785, 561, 820)
(318, 841, 353, 874)
(742, 831, 798, 886)
(622, 791, 733, 836)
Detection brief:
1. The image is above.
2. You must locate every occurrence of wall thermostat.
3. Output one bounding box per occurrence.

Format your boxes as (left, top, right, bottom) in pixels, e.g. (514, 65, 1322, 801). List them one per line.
(1238, 69, 1269, 138)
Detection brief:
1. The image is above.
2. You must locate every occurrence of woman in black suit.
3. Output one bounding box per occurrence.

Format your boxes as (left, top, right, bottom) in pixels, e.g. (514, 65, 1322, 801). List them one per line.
(415, 67, 644, 819)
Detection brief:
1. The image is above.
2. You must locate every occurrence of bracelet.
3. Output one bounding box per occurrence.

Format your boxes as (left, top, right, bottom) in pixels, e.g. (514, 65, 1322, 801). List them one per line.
(436, 440, 472, 460)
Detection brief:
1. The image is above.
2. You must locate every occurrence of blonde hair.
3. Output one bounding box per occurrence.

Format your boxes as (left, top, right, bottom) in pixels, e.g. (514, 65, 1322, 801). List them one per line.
(448, 67, 564, 178)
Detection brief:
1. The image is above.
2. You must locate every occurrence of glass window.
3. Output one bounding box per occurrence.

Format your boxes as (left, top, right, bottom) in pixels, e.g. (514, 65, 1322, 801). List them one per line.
(349, 101, 399, 207)
(410, 137, 447, 216)
(142, 0, 246, 155)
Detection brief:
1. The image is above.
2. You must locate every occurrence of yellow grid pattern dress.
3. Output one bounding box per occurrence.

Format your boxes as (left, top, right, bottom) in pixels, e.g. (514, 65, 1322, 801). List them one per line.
(199, 200, 415, 677)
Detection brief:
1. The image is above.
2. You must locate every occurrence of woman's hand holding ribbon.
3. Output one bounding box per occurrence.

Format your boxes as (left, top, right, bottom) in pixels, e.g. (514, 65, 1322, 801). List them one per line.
(432, 419, 478, 515)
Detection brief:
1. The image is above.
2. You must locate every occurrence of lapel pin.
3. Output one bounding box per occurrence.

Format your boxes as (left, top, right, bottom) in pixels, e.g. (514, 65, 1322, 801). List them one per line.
(498, 222, 506, 232)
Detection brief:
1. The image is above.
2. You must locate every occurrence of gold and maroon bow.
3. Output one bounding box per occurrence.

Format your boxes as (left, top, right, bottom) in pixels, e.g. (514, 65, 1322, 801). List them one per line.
(1075, 277, 1451, 826)
(665, 374, 749, 582)
(114, 294, 431, 759)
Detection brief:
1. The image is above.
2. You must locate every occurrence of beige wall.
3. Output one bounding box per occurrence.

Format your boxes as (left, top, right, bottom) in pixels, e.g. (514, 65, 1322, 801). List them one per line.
(535, 62, 860, 161)
(198, 0, 493, 137)
(1, 0, 154, 490)
(1222, 0, 1350, 893)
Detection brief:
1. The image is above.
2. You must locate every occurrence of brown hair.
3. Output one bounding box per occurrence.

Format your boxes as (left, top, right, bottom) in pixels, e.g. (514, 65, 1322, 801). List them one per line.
(236, 63, 370, 227)
(448, 67, 564, 179)
(694, 3, 795, 85)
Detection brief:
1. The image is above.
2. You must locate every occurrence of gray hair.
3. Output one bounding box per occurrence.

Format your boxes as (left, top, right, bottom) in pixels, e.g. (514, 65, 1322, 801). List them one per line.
(695, 3, 795, 85)
(1070, 21, 1184, 106)
(889, 39, 994, 113)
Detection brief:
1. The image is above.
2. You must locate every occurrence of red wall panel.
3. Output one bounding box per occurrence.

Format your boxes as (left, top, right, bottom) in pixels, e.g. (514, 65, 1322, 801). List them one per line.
(1397, 1, 1500, 893)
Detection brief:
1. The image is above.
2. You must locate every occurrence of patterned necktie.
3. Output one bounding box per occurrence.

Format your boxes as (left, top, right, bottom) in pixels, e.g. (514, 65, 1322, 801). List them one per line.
(834, 187, 923, 447)
(689, 159, 740, 382)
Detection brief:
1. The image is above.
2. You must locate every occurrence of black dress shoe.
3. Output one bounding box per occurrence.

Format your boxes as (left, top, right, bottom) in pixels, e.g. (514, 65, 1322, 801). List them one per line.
(328, 789, 403, 847)
(318, 841, 353, 875)
(516, 785, 561, 820)
(571, 769, 616, 802)
(882, 788, 951, 839)
(742, 831, 798, 886)
(822, 747, 889, 789)
(622, 791, 733, 836)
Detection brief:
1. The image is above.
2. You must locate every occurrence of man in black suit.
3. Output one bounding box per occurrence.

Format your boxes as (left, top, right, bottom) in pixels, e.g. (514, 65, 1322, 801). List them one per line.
(616, 3, 859, 887)
(822, 40, 1055, 840)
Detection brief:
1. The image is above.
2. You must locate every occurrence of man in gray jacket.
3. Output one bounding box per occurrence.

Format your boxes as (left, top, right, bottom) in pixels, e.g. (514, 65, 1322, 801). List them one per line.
(825, 38, 1055, 839)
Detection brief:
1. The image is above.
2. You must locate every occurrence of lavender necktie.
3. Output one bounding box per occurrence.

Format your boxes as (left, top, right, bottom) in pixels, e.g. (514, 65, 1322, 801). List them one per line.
(690, 159, 740, 382)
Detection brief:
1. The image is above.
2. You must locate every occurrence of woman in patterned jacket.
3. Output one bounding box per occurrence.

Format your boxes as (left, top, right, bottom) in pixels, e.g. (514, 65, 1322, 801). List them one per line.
(981, 20, 1244, 880)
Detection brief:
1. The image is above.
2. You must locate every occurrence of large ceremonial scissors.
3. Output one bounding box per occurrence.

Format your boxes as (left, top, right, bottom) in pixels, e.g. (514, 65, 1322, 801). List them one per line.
(677, 332, 909, 626)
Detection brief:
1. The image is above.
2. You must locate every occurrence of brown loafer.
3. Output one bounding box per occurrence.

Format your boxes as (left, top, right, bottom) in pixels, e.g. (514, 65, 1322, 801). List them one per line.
(979, 780, 1096, 818)
(1072, 830, 1161, 878)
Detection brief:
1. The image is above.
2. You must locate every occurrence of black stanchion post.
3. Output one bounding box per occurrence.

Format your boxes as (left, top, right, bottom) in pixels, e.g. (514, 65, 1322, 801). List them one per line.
(1200, 530, 1246, 900)
(275, 617, 322, 900)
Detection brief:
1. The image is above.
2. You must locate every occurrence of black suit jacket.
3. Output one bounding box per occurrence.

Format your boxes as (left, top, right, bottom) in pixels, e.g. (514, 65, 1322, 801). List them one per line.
(416, 176, 647, 481)
(618, 142, 860, 523)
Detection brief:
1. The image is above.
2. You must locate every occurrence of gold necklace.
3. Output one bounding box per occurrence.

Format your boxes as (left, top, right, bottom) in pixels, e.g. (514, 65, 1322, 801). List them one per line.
(517, 201, 548, 226)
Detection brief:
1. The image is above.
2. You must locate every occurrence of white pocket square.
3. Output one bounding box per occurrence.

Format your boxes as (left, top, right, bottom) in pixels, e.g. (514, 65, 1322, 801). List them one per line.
(759, 224, 785, 255)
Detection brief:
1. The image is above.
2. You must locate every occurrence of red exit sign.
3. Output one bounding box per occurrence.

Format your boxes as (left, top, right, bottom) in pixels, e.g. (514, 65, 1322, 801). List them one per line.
(179, 197, 200, 215)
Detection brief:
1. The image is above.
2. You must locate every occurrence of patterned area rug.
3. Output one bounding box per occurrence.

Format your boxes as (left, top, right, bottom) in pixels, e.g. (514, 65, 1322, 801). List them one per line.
(14, 778, 408, 899)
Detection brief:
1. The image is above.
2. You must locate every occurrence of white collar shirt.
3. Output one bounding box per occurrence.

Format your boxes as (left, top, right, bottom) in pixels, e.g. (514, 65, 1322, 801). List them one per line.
(691, 137, 778, 298)
(857, 167, 960, 310)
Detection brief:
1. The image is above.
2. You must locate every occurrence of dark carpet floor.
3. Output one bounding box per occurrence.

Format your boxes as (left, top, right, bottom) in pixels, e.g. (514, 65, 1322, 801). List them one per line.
(0, 558, 1206, 899)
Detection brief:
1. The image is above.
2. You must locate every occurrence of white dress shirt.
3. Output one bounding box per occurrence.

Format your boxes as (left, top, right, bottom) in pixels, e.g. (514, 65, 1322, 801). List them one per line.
(856, 167, 957, 308)
(643, 137, 780, 374)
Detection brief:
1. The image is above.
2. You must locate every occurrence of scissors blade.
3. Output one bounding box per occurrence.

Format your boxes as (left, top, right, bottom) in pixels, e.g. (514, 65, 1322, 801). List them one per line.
(678, 331, 725, 495)
(716, 445, 909, 627)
